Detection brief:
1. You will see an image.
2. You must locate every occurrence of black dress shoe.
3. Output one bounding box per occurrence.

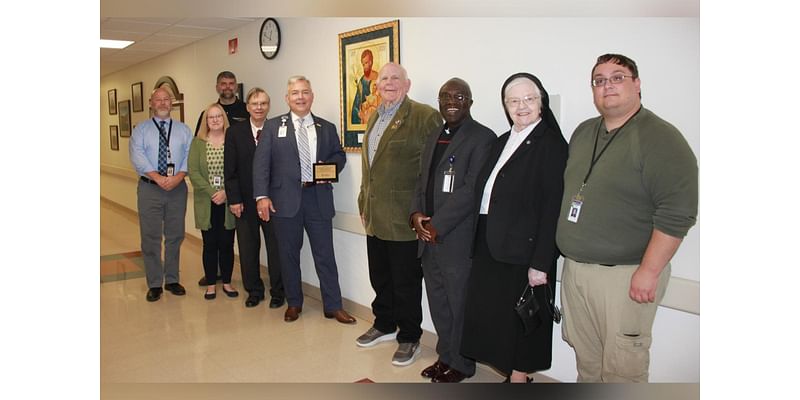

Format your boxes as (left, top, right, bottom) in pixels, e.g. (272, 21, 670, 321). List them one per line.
(146, 288, 163, 302)
(204, 290, 216, 300)
(222, 286, 239, 298)
(269, 297, 285, 308)
(421, 360, 449, 379)
(501, 376, 533, 383)
(432, 368, 470, 383)
(164, 283, 186, 296)
(245, 295, 263, 308)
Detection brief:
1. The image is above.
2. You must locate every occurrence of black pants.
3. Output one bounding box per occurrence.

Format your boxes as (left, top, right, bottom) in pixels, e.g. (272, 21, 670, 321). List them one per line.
(236, 204, 283, 299)
(201, 202, 235, 284)
(366, 236, 423, 343)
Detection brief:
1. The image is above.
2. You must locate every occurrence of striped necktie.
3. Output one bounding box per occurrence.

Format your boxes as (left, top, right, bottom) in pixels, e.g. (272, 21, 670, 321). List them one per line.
(296, 118, 313, 182)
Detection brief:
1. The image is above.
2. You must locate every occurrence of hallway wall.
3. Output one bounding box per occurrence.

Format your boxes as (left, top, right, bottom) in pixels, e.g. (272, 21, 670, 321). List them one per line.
(100, 17, 699, 382)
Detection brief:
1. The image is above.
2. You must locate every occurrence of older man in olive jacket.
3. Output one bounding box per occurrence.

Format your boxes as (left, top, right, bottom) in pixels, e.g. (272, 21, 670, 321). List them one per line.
(356, 62, 442, 367)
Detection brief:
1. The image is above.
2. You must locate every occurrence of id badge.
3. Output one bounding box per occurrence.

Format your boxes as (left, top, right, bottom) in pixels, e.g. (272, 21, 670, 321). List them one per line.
(567, 196, 582, 223)
(212, 175, 222, 188)
(442, 170, 455, 193)
(166, 163, 175, 177)
(278, 125, 287, 138)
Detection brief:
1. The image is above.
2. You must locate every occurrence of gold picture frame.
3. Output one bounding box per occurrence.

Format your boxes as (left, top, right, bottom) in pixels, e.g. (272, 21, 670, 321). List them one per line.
(338, 20, 400, 152)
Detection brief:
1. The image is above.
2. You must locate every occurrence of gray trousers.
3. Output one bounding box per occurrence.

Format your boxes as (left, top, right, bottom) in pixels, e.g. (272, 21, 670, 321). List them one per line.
(137, 180, 187, 289)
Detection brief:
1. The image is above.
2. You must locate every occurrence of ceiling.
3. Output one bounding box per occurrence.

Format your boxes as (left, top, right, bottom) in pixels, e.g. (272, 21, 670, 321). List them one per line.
(100, 17, 259, 77)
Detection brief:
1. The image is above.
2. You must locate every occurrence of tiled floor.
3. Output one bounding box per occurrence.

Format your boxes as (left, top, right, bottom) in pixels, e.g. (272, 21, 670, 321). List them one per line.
(100, 199, 518, 383)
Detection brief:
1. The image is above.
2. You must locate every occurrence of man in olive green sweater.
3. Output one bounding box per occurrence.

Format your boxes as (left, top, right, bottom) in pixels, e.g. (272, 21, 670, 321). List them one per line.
(356, 62, 442, 367)
(556, 54, 698, 383)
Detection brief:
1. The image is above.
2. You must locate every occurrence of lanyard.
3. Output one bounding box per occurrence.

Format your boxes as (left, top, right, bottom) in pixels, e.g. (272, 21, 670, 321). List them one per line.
(152, 118, 173, 160)
(576, 107, 640, 198)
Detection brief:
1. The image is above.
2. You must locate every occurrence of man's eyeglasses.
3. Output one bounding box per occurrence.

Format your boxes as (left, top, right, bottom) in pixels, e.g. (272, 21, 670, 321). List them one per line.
(248, 101, 269, 108)
(437, 93, 469, 103)
(591, 74, 634, 88)
(504, 96, 539, 108)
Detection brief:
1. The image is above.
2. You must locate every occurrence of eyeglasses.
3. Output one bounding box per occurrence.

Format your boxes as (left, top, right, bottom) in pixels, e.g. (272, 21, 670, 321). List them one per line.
(591, 74, 634, 87)
(207, 114, 225, 120)
(248, 101, 269, 108)
(504, 96, 539, 108)
(437, 93, 469, 103)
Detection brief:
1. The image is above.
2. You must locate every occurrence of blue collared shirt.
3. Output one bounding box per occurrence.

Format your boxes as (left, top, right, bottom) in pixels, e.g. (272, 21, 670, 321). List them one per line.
(129, 117, 193, 176)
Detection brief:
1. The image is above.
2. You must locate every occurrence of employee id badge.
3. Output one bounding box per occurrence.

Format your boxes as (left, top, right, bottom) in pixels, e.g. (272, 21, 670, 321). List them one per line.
(567, 196, 582, 223)
(278, 125, 287, 138)
(212, 175, 222, 188)
(166, 163, 175, 177)
(442, 170, 455, 193)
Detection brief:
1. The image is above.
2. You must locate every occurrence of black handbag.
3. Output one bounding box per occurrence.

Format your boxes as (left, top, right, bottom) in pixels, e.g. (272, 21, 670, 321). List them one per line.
(514, 284, 542, 335)
(514, 283, 562, 336)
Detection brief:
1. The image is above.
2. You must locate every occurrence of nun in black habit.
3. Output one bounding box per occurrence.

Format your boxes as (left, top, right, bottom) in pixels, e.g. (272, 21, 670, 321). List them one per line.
(460, 72, 567, 383)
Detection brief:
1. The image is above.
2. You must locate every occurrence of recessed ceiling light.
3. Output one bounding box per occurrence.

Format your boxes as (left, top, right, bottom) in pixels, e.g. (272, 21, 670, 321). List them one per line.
(100, 39, 134, 49)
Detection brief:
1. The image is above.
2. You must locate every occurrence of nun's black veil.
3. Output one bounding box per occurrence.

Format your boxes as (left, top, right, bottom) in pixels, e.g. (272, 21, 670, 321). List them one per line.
(500, 72, 562, 136)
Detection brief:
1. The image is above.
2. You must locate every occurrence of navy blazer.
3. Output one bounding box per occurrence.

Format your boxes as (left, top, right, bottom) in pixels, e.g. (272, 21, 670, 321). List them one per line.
(252, 112, 346, 219)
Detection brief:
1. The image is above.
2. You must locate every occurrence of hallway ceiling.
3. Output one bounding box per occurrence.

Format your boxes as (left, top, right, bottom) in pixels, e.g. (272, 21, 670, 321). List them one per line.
(100, 17, 258, 77)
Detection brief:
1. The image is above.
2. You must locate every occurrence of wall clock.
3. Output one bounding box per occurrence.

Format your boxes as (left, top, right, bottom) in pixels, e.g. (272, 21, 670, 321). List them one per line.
(259, 18, 281, 60)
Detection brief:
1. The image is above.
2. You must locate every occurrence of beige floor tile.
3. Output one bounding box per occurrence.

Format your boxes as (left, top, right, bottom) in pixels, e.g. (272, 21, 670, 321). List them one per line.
(100, 199, 541, 384)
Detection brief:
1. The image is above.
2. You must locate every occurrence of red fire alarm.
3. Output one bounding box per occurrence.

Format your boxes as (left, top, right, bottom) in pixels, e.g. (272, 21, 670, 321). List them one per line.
(228, 38, 238, 55)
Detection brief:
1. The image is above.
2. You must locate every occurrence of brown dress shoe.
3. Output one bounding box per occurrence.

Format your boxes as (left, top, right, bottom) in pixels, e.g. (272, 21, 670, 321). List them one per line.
(431, 368, 470, 383)
(284, 306, 302, 322)
(421, 360, 449, 379)
(324, 309, 357, 324)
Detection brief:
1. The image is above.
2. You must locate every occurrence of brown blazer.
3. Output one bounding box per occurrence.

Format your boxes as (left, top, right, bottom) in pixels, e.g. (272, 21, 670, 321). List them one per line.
(358, 96, 442, 241)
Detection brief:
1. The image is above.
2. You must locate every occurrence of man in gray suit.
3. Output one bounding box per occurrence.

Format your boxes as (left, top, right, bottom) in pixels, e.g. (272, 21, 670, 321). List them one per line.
(410, 78, 496, 382)
(253, 76, 356, 324)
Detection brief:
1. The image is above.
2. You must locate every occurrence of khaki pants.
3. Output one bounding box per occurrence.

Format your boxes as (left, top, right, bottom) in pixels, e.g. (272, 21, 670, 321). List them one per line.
(561, 257, 670, 382)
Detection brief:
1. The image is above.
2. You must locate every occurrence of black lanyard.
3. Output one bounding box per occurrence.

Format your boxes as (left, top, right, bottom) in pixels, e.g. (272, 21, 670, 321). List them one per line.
(581, 107, 641, 186)
(152, 118, 173, 160)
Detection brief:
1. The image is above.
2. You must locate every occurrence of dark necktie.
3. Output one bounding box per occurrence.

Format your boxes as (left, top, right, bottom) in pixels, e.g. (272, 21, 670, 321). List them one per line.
(157, 120, 168, 175)
(255, 129, 262, 144)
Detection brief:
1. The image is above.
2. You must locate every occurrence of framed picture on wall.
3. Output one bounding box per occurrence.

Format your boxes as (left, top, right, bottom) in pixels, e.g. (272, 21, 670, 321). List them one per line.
(338, 20, 400, 152)
(110, 125, 119, 151)
(131, 82, 144, 112)
(118, 100, 132, 137)
(108, 89, 117, 115)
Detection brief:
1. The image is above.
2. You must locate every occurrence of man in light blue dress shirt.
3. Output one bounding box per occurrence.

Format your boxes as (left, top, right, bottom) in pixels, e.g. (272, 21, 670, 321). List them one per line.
(129, 87, 193, 302)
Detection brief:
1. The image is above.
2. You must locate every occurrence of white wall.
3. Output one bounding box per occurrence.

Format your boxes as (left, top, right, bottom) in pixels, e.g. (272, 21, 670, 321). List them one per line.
(100, 17, 699, 382)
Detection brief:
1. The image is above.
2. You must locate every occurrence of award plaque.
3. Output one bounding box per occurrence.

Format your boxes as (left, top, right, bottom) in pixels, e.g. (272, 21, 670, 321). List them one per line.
(313, 162, 339, 182)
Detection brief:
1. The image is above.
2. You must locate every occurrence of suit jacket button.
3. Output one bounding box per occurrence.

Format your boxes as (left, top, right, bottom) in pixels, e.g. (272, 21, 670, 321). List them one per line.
(528, 238, 534, 242)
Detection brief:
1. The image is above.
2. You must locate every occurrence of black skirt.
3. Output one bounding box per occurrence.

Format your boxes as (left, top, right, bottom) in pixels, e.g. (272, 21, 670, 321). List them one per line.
(460, 215, 556, 375)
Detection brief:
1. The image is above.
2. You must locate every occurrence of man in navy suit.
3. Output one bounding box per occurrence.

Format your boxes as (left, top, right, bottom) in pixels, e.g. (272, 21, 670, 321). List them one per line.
(253, 76, 356, 324)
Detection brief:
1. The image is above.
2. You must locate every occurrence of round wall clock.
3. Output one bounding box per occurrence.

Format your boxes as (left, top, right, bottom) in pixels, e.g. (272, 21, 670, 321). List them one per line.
(259, 18, 281, 60)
